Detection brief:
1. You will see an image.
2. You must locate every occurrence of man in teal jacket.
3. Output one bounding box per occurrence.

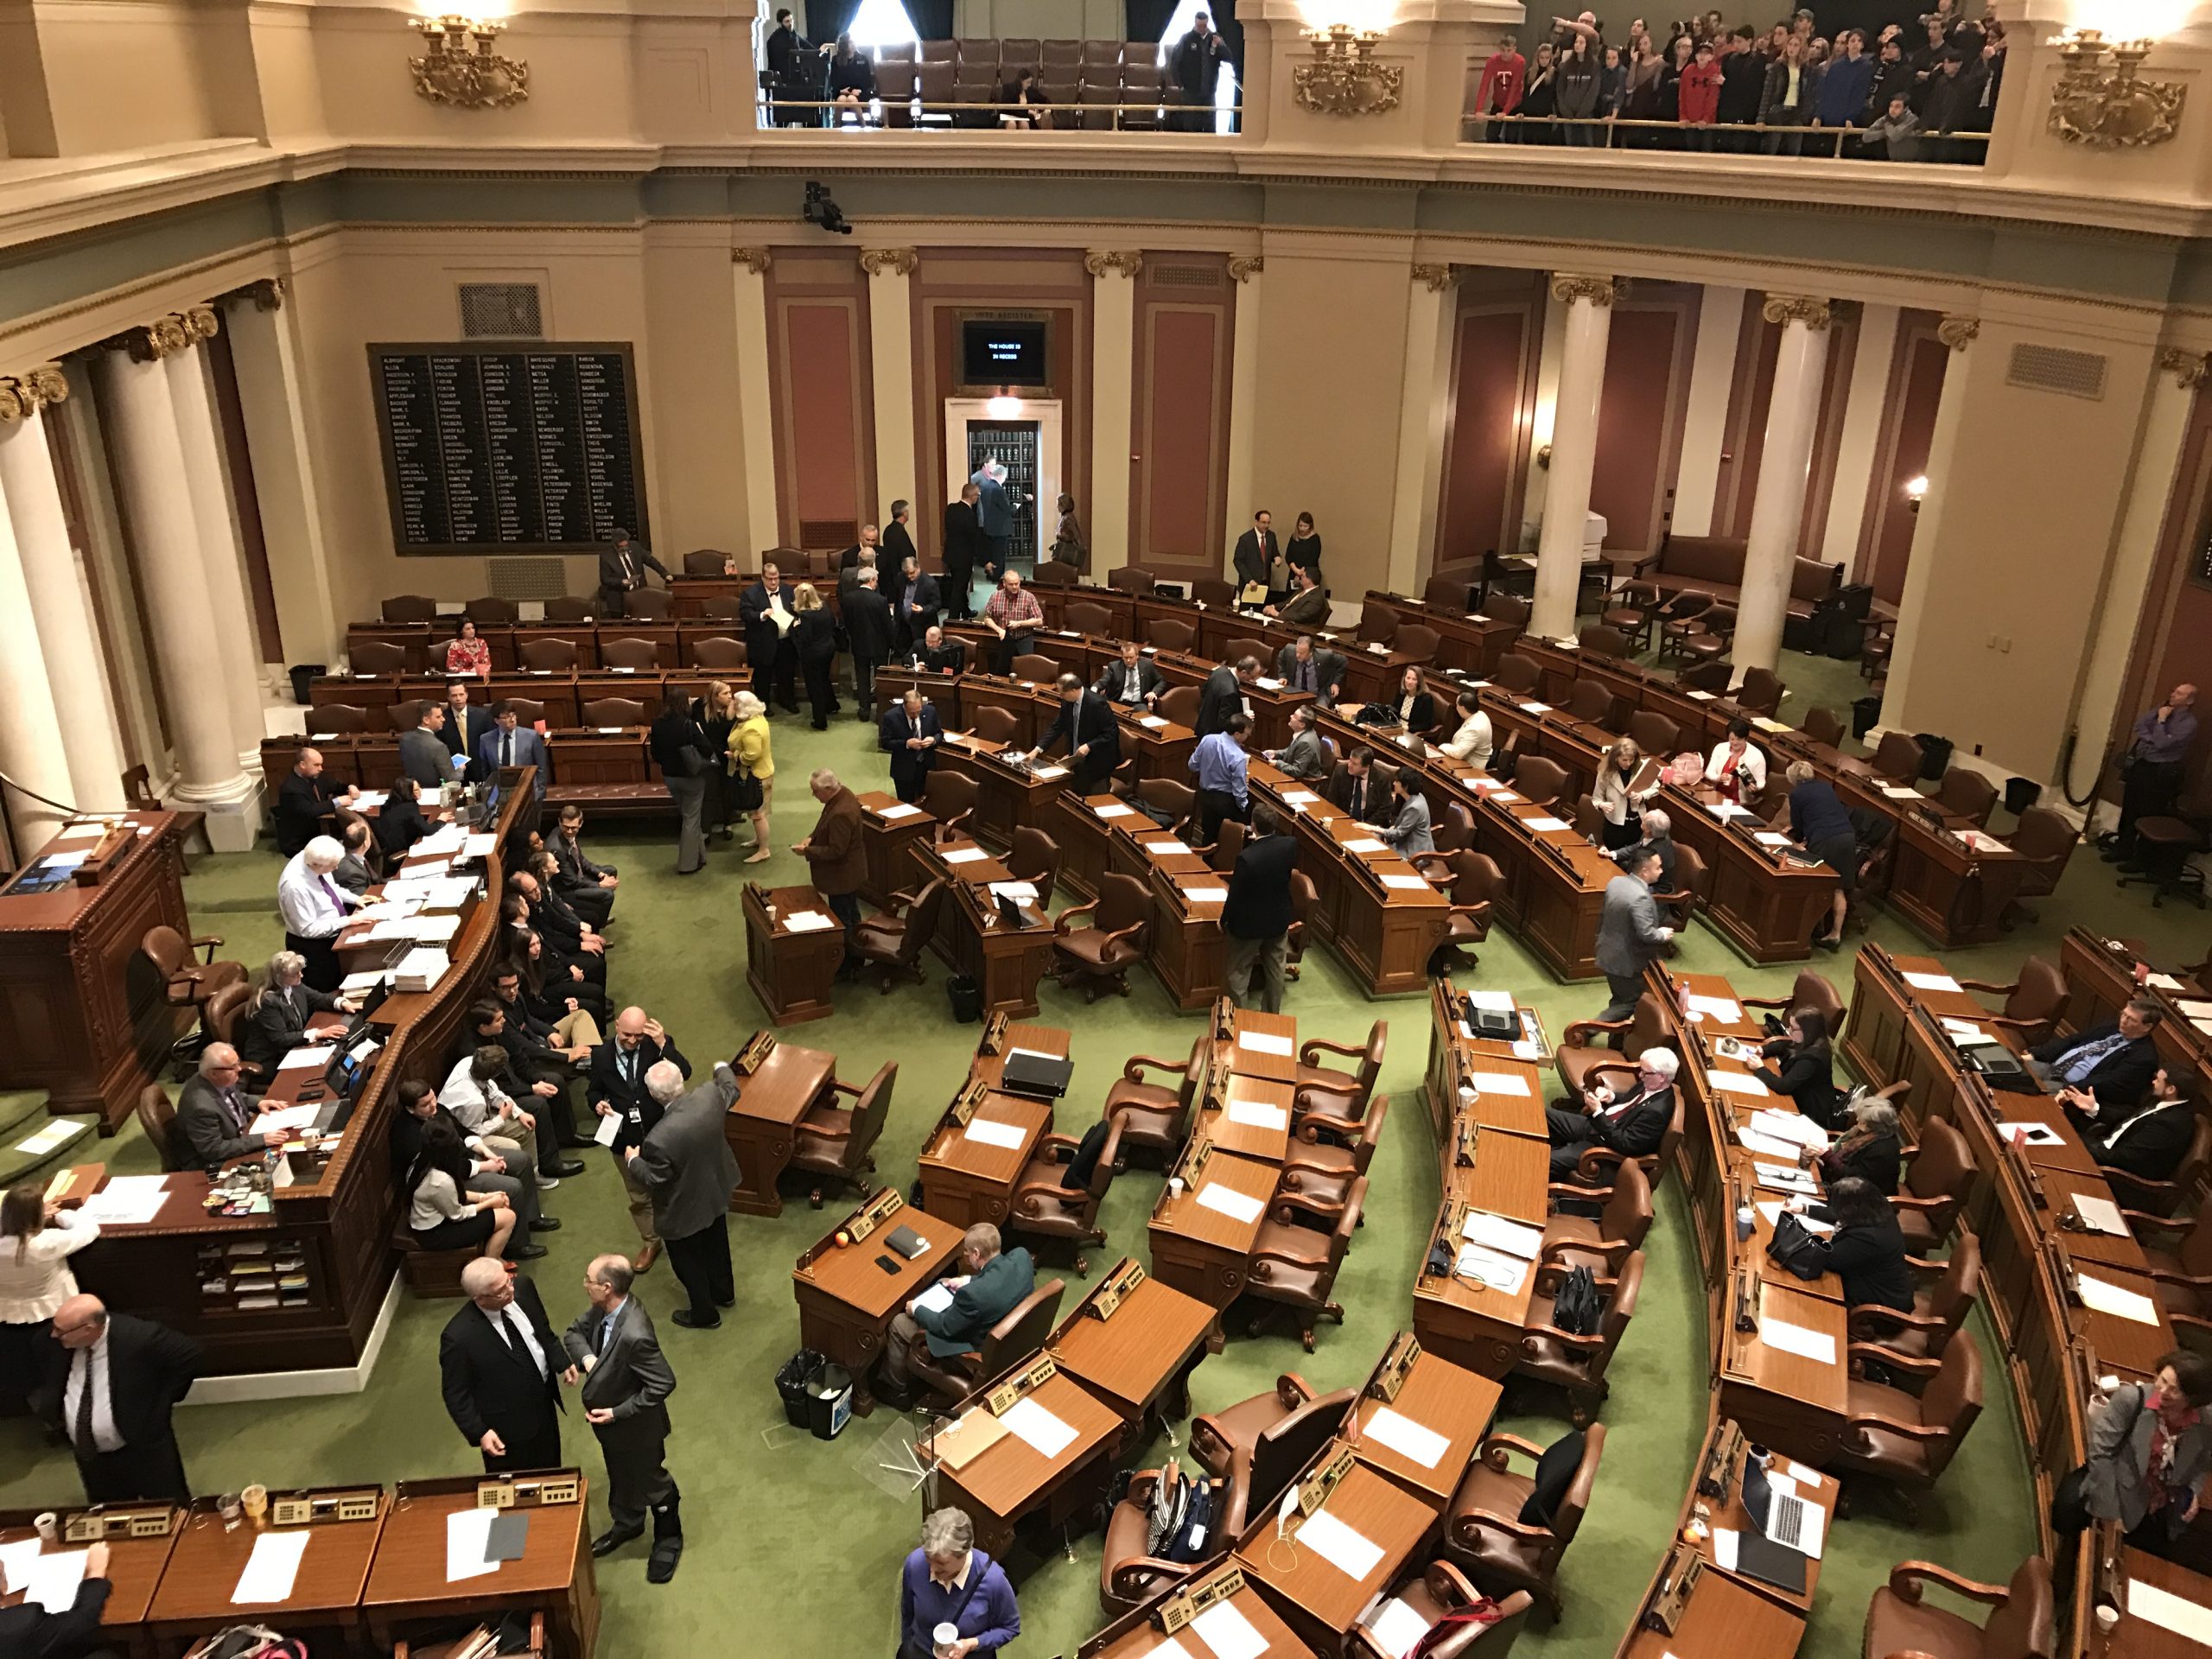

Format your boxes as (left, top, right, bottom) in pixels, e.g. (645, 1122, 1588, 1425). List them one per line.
(880, 1223, 1036, 1399)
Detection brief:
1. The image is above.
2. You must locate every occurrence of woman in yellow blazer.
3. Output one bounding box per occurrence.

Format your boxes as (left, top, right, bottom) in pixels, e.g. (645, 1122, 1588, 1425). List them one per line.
(729, 690, 774, 863)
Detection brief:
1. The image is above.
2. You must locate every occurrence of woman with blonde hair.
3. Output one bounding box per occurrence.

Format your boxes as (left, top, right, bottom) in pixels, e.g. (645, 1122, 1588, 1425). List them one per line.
(729, 690, 774, 863)
(792, 582, 840, 729)
(1592, 736, 1656, 849)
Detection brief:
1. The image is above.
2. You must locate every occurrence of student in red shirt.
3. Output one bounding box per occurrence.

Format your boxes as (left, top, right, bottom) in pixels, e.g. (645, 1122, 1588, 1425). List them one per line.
(1476, 35, 1526, 141)
(1676, 37, 1724, 147)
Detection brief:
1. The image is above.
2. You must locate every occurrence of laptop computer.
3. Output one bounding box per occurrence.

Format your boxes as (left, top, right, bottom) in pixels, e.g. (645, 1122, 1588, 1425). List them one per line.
(1961, 1042, 2039, 1095)
(1743, 1459, 1824, 1559)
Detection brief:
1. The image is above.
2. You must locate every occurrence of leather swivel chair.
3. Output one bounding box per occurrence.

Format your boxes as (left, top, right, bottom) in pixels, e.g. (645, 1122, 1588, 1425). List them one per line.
(1553, 993, 1669, 1098)
(1103, 1036, 1206, 1166)
(1871, 730, 1926, 786)
(1677, 660, 1731, 693)
(1601, 580, 1661, 647)
(690, 637, 749, 673)
(1432, 800, 1476, 855)
(1956, 955, 2067, 1046)
(1860, 1554, 2054, 1659)
(351, 639, 409, 675)
(1539, 1153, 1652, 1276)
(2127, 1211, 2212, 1343)
(542, 595, 594, 622)
(581, 697, 647, 728)
(854, 880, 950, 994)
(1156, 684, 1200, 730)
(1006, 826, 1063, 908)
(1734, 665, 1785, 716)
(1147, 618, 1198, 654)
(626, 588, 674, 620)
(1064, 601, 1113, 637)
(1008, 652, 1061, 683)
(920, 772, 979, 840)
(906, 1278, 1068, 1412)
(382, 594, 438, 623)
(1512, 757, 1567, 808)
(140, 925, 245, 1068)
(1495, 653, 1541, 696)
(1243, 1177, 1366, 1351)
(202, 982, 264, 1086)
(520, 638, 581, 673)
(464, 596, 518, 624)
(1565, 680, 1614, 726)
(1830, 1328, 1984, 1519)
(1098, 1450, 1253, 1616)
(1514, 1253, 1643, 1425)
(308, 704, 368, 734)
(1742, 968, 1847, 1036)
(137, 1085, 181, 1173)
(683, 549, 732, 576)
(1291, 1020, 1388, 1136)
(1936, 767, 1997, 829)
(789, 1062, 896, 1207)
(1891, 1116, 1974, 1253)
(1350, 1567, 1533, 1659)
(1050, 872, 1150, 1001)
(1192, 578, 1236, 608)
(1107, 566, 1158, 596)
(1131, 779, 1197, 837)
(1849, 1229, 1981, 1381)
(1801, 705, 1846, 749)
(1006, 1115, 1125, 1275)
(2006, 807, 2080, 920)
(1188, 1376, 1357, 1500)
(969, 706, 1019, 745)
(1651, 843, 1711, 933)
(1442, 1423, 1606, 1619)
(601, 636, 663, 671)
(1277, 1096, 1387, 1215)
(1578, 624, 1629, 660)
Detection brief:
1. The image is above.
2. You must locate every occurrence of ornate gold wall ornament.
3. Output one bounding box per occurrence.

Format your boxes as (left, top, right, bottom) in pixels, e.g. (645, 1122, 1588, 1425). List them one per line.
(2160, 348, 2210, 390)
(0, 365, 67, 424)
(1227, 257, 1263, 284)
(1937, 315, 1980, 351)
(1293, 26, 1402, 118)
(410, 17, 531, 110)
(240, 278, 286, 312)
(1548, 274, 1617, 308)
(1412, 264, 1461, 293)
(2048, 30, 2183, 149)
(1761, 294, 1833, 330)
(732, 249, 772, 275)
(1084, 250, 1143, 280)
(859, 248, 919, 277)
(179, 305, 221, 344)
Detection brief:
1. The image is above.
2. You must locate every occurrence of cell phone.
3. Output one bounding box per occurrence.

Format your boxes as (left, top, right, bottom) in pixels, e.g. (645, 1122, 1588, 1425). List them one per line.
(875, 1254, 902, 1274)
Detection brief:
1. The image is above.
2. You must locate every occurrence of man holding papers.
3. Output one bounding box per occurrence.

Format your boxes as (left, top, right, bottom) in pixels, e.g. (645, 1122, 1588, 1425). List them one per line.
(0, 1539, 111, 1652)
(877, 1224, 1034, 1404)
(1546, 1048, 1677, 1178)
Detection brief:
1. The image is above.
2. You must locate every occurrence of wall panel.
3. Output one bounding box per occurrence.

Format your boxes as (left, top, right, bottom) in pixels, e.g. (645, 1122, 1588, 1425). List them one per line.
(766, 250, 874, 550)
(1590, 286, 1699, 559)
(1131, 256, 1232, 577)
(1859, 310, 1948, 604)
(1435, 274, 1541, 575)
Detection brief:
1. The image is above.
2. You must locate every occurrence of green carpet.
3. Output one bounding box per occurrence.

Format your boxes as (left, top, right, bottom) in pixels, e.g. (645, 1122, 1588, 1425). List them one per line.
(1, 645, 2197, 1658)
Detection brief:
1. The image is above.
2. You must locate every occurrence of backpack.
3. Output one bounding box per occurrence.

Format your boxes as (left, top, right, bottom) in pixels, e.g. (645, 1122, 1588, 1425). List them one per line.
(1767, 1210, 1829, 1280)
(1059, 1119, 1110, 1192)
(1161, 1478, 1216, 1563)
(1551, 1265, 1603, 1337)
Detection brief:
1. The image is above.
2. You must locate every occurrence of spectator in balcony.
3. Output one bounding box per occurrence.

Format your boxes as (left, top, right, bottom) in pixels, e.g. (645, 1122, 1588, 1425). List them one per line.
(1758, 34, 1817, 154)
(1677, 37, 1723, 148)
(1866, 32, 1914, 125)
(1598, 44, 1627, 133)
(1656, 33, 1693, 146)
(1860, 91, 1923, 159)
(1474, 35, 1524, 140)
(826, 34, 874, 117)
(1000, 67, 1055, 129)
(1554, 32, 1601, 143)
(1910, 13, 1948, 84)
(1518, 41, 1560, 141)
(1919, 47, 1989, 161)
(1172, 11, 1231, 132)
(766, 9, 829, 127)
(1619, 34, 1666, 147)
(1811, 27, 1872, 149)
(1717, 25, 1764, 149)
(1972, 22, 2006, 130)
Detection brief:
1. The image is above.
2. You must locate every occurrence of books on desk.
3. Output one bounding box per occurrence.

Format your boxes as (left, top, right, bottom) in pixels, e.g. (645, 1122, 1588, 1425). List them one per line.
(394, 947, 450, 993)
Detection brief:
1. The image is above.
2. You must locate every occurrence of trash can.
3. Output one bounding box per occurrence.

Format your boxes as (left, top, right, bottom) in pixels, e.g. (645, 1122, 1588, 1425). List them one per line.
(2005, 777, 2043, 817)
(1914, 734, 1955, 781)
(774, 1350, 824, 1428)
(947, 975, 982, 1024)
(289, 664, 327, 706)
(805, 1362, 854, 1441)
(1851, 696, 1883, 741)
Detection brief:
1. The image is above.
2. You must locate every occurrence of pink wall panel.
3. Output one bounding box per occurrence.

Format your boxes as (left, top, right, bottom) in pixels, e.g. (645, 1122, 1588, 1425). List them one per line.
(1140, 308, 1224, 564)
(1591, 305, 1688, 556)
(784, 302, 863, 535)
(1864, 324, 1948, 604)
(1438, 307, 1532, 569)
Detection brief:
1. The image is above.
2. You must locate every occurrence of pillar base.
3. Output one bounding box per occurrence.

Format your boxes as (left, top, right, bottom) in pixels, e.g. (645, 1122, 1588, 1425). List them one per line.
(168, 772, 264, 853)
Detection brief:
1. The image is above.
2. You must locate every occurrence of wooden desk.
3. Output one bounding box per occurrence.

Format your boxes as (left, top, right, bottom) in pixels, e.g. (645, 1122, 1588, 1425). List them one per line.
(1235, 1455, 1439, 1656)
(363, 1478, 598, 1659)
(855, 791, 934, 910)
(791, 1199, 964, 1416)
(910, 840, 1056, 1020)
(725, 1038, 836, 1217)
(1202, 1075, 1294, 1164)
(2103, 1547, 2212, 1659)
(741, 882, 843, 1027)
(1425, 978, 1552, 1144)
(1719, 1277, 1850, 1466)
(1690, 1427, 1839, 1615)
(918, 1092, 1052, 1228)
(1618, 1554, 1805, 1659)
(1046, 1264, 1216, 1432)
(1447, 1126, 1551, 1226)
(1051, 793, 1124, 901)
(1225, 1010, 1300, 1084)
(146, 1497, 388, 1657)
(1149, 865, 1230, 1012)
(1147, 1148, 1281, 1336)
(933, 731, 1071, 850)
(925, 1370, 1124, 1560)
(1077, 1565, 1319, 1659)
(1667, 791, 1839, 967)
(1412, 1144, 1548, 1379)
(1348, 1347, 1499, 1505)
(0, 1508, 180, 1658)
(969, 1021, 1070, 1092)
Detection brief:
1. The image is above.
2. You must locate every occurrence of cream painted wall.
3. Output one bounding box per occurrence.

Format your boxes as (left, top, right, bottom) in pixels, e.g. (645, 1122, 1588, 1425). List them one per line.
(11, 0, 248, 156)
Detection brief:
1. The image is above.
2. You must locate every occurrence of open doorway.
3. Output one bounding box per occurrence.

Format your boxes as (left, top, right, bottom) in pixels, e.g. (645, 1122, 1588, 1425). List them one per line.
(944, 397, 1062, 569)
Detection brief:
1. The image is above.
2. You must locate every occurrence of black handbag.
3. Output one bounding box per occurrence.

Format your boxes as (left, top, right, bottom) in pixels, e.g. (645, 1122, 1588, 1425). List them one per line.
(1552, 1265, 1603, 1336)
(1766, 1211, 1828, 1280)
(732, 771, 765, 811)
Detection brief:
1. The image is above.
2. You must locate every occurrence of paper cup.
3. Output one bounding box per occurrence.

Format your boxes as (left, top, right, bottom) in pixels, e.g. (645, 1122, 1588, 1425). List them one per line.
(2095, 1605, 2120, 1634)
(32, 1512, 57, 1544)
(933, 1622, 962, 1658)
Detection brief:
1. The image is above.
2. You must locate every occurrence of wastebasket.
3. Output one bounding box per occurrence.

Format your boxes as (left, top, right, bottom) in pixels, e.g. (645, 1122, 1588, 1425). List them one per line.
(774, 1350, 824, 1428)
(805, 1362, 854, 1440)
(289, 664, 327, 706)
(1914, 734, 1955, 781)
(2005, 778, 2043, 817)
(947, 975, 982, 1023)
(1851, 696, 1883, 741)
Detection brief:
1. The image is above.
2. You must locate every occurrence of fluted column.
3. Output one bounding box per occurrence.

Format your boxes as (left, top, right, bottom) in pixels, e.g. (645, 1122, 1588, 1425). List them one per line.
(96, 321, 261, 851)
(730, 250, 783, 558)
(0, 369, 126, 811)
(861, 248, 919, 532)
(1222, 254, 1262, 562)
(1388, 264, 1459, 596)
(1088, 250, 1142, 577)
(1530, 274, 1615, 639)
(0, 381, 75, 847)
(1732, 294, 1831, 679)
(163, 305, 267, 766)
(222, 279, 339, 664)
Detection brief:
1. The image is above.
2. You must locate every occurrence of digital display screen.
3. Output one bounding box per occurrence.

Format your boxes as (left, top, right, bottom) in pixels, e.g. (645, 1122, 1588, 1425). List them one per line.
(962, 319, 1048, 386)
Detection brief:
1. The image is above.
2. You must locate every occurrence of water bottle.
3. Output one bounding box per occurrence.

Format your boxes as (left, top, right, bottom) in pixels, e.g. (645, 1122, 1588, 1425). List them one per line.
(1735, 1195, 1754, 1243)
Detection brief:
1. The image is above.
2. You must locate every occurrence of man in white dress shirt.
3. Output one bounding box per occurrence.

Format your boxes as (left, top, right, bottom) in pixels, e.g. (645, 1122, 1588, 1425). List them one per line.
(277, 834, 358, 991)
(46, 1295, 201, 1504)
(441, 1046, 550, 1185)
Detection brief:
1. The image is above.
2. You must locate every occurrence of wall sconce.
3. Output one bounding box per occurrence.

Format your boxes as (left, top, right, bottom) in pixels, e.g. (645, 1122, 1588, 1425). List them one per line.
(1293, 25, 1403, 118)
(985, 395, 1024, 419)
(410, 16, 531, 109)
(2048, 29, 2183, 148)
(1904, 475, 1929, 514)
(1536, 444, 1553, 470)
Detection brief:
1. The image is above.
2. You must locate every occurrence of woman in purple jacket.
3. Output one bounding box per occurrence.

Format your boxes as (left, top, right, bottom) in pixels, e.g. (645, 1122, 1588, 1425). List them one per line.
(899, 1509, 1020, 1658)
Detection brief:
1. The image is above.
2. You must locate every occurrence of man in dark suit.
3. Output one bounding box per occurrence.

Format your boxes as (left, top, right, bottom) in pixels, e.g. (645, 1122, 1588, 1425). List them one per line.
(563, 1254, 683, 1580)
(1269, 564, 1329, 628)
(175, 1045, 283, 1170)
(0, 1538, 115, 1653)
(1231, 509, 1277, 594)
(971, 460, 1026, 582)
(549, 803, 618, 926)
(879, 1223, 1035, 1399)
(1325, 746, 1381, 823)
(399, 702, 459, 789)
(591, 1008, 690, 1271)
(1275, 635, 1345, 706)
(1026, 673, 1121, 795)
(943, 483, 984, 621)
(43, 1296, 201, 1504)
(597, 527, 670, 619)
(912, 624, 965, 675)
(796, 769, 870, 975)
(2082, 1069, 2198, 1185)
(1197, 656, 1261, 738)
(1546, 1048, 1678, 1178)
(391, 1074, 546, 1243)
(2031, 999, 2164, 1106)
(1091, 639, 1164, 710)
(883, 500, 918, 589)
(844, 565, 896, 720)
(474, 703, 550, 798)
(439, 683, 493, 779)
(511, 869, 607, 988)
(1594, 846, 1673, 1022)
(879, 689, 944, 804)
(467, 999, 586, 1172)
(274, 747, 355, 855)
(837, 524, 880, 572)
(441, 1260, 566, 1472)
(1222, 806, 1296, 1013)
(894, 554, 939, 656)
(738, 562, 799, 714)
(627, 1059, 742, 1329)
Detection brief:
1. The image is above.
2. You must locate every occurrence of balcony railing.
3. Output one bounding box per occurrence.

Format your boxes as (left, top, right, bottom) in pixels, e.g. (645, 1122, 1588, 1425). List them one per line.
(1460, 111, 1993, 163)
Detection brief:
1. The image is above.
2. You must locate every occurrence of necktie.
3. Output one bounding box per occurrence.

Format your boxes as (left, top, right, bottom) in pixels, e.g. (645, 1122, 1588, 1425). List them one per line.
(220, 1089, 243, 1133)
(1298, 661, 1313, 693)
(321, 874, 345, 911)
(624, 1049, 637, 1085)
(2062, 1033, 2127, 1084)
(501, 1308, 538, 1376)
(599, 1313, 616, 1354)
(503, 733, 514, 767)
(73, 1352, 97, 1456)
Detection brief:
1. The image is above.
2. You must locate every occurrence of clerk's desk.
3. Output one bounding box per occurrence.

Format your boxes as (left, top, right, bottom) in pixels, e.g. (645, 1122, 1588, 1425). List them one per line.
(741, 880, 844, 1026)
(363, 1476, 599, 1659)
(0, 1504, 181, 1659)
(792, 1192, 964, 1418)
(1046, 1260, 1216, 1448)
(147, 1492, 389, 1657)
(1078, 1560, 1318, 1659)
(723, 1033, 837, 1216)
(0, 812, 202, 1134)
(1231, 1445, 1440, 1657)
(921, 1358, 1125, 1560)
(908, 835, 1057, 1020)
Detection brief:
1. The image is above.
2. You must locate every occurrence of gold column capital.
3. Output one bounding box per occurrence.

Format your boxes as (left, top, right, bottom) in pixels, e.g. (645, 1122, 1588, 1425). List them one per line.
(732, 248, 772, 276)
(0, 365, 68, 423)
(1412, 264, 1462, 294)
(1227, 256, 1263, 284)
(1937, 315, 1980, 352)
(1761, 293, 1833, 330)
(102, 315, 191, 362)
(859, 248, 918, 277)
(1084, 250, 1143, 280)
(2160, 347, 2209, 390)
(1548, 273, 1617, 308)
(180, 304, 221, 344)
(236, 277, 286, 312)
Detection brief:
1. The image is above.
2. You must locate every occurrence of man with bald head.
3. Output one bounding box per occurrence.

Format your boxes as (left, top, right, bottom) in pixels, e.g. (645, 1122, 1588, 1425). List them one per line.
(275, 745, 355, 855)
(44, 1294, 201, 1504)
(439, 1260, 565, 1473)
(589, 1007, 689, 1273)
(175, 1044, 283, 1170)
(562, 1254, 683, 1579)
(626, 1058, 741, 1330)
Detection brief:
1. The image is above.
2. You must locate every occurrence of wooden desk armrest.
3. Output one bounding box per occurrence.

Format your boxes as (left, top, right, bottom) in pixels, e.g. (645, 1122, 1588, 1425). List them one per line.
(1449, 902, 1494, 926)
(1122, 1053, 1186, 1084)
(1477, 1432, 1548, 1469)
(1886, 1192, 1950, 1212)
(1848, 1339, 1942, 1381)
(1269, 1192, 1346, 1228)
(1409, 852, 1452, 875)
(2123, 1209, 2193, 1238)
(190, 934, 225, 957)
(1521, 1323, 1604, 1353)
(1847, 1410, 1950, 1443)
(1560, 1015, 1633, 1049)
(1455, 1504, 1556, 1545)
(829, 1077, 863, 1101)
(1300, 1035, 1367, 1064)
(1887, 1560, 2012, 1607)
(1952, 977, 2017, 996)
(1250, 1240, 1333, 1274)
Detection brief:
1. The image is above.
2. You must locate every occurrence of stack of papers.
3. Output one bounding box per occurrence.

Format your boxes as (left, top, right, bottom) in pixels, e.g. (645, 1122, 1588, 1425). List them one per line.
(1738, 1128, 1802, 1160)
(80, 1175, 172, 1226)
(1461, 1210, 1542, 1258)
(1463, 1071, 1531, 1097)
(1760, 1319, 1837, 1364)
(877, 803, 922, 820)
(1522, 816, 1570, 833)
(1754, 1161, 1817, 1196)
(1903, 971, 1963, 994)
(1181, 885, 1228, 904)
(1095, 802, 1135, 818)
(15, 1120, 88, 1158)
(1706, 803, 1753, 821)
(963, 1119, 1027, 1151)
(1380, 874, 1429, 892)
(780, 911, 835, 932)
(1000, 1395, 1078, 1458)
(394, 947, 450, 992)
(1341, 837, 1387, 854)
(1749, 1109, 1827, 1151)
(1688, 995, 1742, 1023)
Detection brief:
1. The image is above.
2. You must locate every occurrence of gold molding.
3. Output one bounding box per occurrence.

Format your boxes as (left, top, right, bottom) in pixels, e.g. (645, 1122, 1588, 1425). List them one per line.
(0, 365, 69, 424)
(2160, 347, 2210, 390)
(858, 247, 918, 277)
(2048, 30, 2184, 149)
(1936, 315, 1980, 352)
(1761, 293, 1832, 330)
(1227, 256, 1263, 284)
(1293, 25, 1403, 118)
(1084, 250, 1143, 280)
(239, 277, 286, 312)
(1412, 264, 1461, 293)
(1548, 273, 1617, 308)
(410, 17, 531, 110)
(180, 304, 221, 344)
(732, 248, 772, 275)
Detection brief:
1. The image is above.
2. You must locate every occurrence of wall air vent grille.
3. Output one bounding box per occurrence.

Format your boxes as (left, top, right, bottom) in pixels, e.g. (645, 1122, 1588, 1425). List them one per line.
(1151, 264, 1223, 289)
(2005, 343, 2106, 401)
(800, 518, 858, 549)
(486, 557, 569, 601)
(460, 283, 544, 339)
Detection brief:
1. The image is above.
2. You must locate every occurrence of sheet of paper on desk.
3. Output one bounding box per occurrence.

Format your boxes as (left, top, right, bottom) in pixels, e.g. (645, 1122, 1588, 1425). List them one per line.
(1182, 887, 1229, 903)
(1282, 790, 1319, 804)
(277, 1045, 338, 1073)
(1357, 1595, 1432, 1659)
(1710, 1071, 1770, 1097)
(0, 1535, 41, 1591)
(1226, 1098, 1288, 1131)
(1452, 1242, 1528, 1294)
(1467, 989, 1516, 1012)
(1881, 786, 1922, 800)
(963, 1118, 1027, 1151)
(2128, 1576, 2212, 1644)
(446, 1507, 499, 1581)
(1140, 716, 1168, 728)
(1688, 995, 1741, 1023)
(988, 881, 1040, 906)
(1738, 1128, 1802, 1161)
(781, 912, 836, 933)
(1705, 803, 1752, 821)
(21, 1548, 86, 1613)
(1032, 766, 1069, 780)
(1464, 1070, 1531, 1097)
(2147, 972, 2184, 991)
(15, 1120, 86, 1157)
(2080, 1273, 2162, 1326)
(1000, 1395, 1079, 1459)
(1760, 1319, 1837, 1365)
(1522, 816, 1571, 832)
(461, 832, 498, 860)
(879, 803, 922, 820)
(1755, 1201, 1833, 1236)
(1297, 1507, 1386, 1581)
(2166, 999, 2211, 1019)
(1996, 1121, 2065, 1147)
(2071, 1193, 2129, 1236)
(1238, 1030, 1294, 1057)
(1713, 1527, 1741, 1571)
(1149, 840, 1191, 855)
(232, 1528, 310, 1603)
(593, 1111, 622, 1148)
(81, 1175, 172, 1226)
(1903, 972, 1963, 994)
(1519, 702, 1551, 715)
(912, 1281, 956, 1316)
(1192, 1598, 1269, 1659)
(1141, 1639, 1195, 1659)
(341, 969, 391, 995)
(1461, 1210, 1543, 1259)
(946, 849, 990, 866)
(1096, 803, 1135, 817)
(1750, 1109, 1826, 1149)
(1341, 837, 1387, 854)
(1195, 1182, 1267, 1224)
(1380, 874, 1428, 892)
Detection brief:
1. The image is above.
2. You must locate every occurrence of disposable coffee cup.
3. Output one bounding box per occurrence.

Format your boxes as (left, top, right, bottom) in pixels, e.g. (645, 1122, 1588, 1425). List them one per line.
(1168, 1177, 1185, 1200)
(32, 1512, 57, 1545)
(934, 1622, 962, 1658)
(2096, 1605, 2120, 1635)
